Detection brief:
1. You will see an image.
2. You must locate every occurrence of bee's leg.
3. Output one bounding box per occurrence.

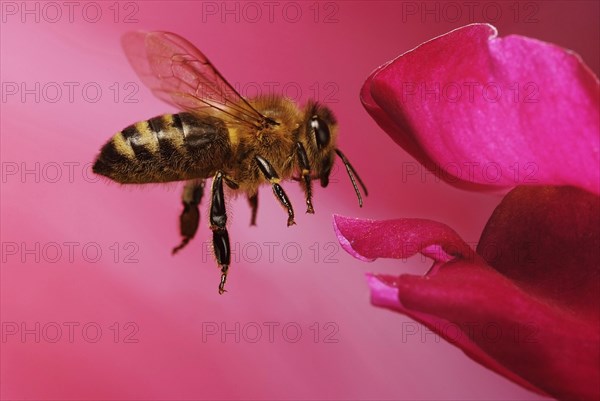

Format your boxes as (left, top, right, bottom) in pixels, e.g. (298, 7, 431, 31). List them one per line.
(224, 176, 239, 190)
(172, 179, 205, 254)
(248, 193, 258, 226)
(255, 155, 295, 226)
(295, 142, 314, 214)
(210, 171, 231, 294)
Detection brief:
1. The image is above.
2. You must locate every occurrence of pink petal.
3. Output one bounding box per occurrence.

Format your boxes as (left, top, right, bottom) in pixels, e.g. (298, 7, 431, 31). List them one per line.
(362, 24, 600, 194)
(333, 186, 600, 400)
(394, 262, 599, 401)
(333, 216, 546, 394)
(332, 215, 476, 264)
(477, 186, 600, 320)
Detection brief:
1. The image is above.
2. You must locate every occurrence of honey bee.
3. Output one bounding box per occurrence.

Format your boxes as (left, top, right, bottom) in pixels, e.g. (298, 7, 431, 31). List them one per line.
(93, 31, 367, 294)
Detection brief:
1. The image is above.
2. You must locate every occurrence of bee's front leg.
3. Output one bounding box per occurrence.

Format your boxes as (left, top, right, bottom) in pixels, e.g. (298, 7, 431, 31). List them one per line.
(172, 179, 205, 254)
(295, 142, 314, 214)
(254, 155, 295, 226)
(210, 171, 231, 294)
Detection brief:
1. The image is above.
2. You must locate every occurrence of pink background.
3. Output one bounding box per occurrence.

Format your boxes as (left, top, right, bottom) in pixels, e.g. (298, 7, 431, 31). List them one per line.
(1, 1, 598, 400)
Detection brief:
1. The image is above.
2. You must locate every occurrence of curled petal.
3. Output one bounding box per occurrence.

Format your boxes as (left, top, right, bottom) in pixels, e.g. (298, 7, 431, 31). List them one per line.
(362, 24, 600, 194)
(332, 215, 476, 264)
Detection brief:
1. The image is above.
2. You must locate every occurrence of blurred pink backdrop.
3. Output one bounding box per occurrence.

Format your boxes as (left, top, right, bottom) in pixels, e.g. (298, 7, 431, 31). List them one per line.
(1, 1, 598, 400)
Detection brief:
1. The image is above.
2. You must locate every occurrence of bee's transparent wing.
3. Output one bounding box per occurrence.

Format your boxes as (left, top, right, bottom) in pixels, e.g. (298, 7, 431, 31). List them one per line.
(122, 31, 266, 128)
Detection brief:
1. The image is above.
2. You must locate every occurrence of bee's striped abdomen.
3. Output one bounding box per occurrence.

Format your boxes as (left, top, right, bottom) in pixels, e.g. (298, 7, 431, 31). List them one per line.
(93, 113, 232, 184)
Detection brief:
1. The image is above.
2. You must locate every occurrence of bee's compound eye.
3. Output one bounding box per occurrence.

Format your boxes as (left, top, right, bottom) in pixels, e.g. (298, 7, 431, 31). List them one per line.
(311, 116, 330, 150)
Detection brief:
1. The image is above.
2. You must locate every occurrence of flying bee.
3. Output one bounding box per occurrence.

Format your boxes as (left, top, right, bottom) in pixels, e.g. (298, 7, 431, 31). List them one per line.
(93, 31, 367, 294)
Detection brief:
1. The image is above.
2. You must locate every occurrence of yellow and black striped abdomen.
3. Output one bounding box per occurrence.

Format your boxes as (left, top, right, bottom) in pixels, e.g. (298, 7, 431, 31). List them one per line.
(93, 113, 232, 184)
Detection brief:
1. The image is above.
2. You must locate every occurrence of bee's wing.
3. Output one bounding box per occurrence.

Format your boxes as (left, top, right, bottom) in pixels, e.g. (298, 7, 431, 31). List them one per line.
(122, 31, 266, 128)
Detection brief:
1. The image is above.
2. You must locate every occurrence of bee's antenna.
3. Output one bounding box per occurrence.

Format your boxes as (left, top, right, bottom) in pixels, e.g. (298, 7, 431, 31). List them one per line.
(335, 149, 368, 207)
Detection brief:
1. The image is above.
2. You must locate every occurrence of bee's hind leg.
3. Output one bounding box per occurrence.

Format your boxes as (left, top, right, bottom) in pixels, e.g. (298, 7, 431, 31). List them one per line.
(210, 171, 231, 294)
(172, 179, 205, 254)
(254, 155, 295, 226)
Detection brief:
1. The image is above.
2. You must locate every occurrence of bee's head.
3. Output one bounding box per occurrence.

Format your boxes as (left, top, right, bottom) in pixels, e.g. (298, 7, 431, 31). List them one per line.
(301, 102, 338, 188)
(301, 102, 368, 207)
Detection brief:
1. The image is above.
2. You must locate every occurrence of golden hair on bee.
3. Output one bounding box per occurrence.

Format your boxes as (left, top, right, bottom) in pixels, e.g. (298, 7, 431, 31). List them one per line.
(93, 31, 367, 294)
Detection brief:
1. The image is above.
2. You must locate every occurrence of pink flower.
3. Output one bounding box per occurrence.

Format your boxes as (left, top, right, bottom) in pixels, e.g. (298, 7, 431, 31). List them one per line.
(361, 23, 599, 194)
(337, 24, 600, 400)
